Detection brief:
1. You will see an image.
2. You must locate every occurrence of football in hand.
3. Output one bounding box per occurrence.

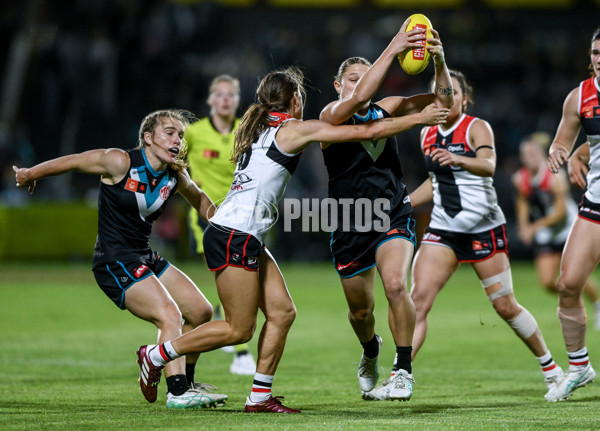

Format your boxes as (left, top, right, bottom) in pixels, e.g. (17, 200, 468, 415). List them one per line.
(398, 13, 433, 75)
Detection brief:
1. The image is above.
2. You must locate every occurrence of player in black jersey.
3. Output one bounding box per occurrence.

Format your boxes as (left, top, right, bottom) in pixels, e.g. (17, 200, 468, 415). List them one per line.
(320, 18, 453, 401)
(132, 67, 449, 414)
(13, 110, 228, 409)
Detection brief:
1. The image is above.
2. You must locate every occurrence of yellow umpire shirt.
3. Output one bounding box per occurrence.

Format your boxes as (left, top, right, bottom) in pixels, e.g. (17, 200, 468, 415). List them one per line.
(185, 116, 240, 253)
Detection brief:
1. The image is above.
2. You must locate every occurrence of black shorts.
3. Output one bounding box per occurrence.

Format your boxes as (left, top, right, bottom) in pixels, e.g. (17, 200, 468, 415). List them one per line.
(421, 224, 508, 263)
(330, 214, 416, 278)
(203, 223, 263, 272)
(532, 241, 564, 256)
(92, 250, 170, 309)
(578, 195, 600, 224)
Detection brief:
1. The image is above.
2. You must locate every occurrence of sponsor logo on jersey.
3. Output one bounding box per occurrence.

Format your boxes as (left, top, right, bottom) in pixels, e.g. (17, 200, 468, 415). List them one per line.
(472, 240, 483, 250)
(447, 143, 465, 153)
(247, 256, 258, 266)
(125, 178, 148, 193)
(336, 261, 359, 272)
(120, 276, 128, 283)
(595, 106, 600, 117)
(134, 265, 148, 278)
(231, 253, 241, 264)
(231, 173, 252, 191)
(159, 185, 171, 200)
(203, 149, 220, 159)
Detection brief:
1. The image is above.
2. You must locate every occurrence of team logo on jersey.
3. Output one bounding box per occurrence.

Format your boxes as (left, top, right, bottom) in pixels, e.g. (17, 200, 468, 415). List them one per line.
(496, 238, 505, 248)
(231, 253, 241, 264)
(159, 186, 171, 200)
(361, 139, 386, 161)
(247, 256, 258, 266)
(125, 178, 148, 193)
(134, 265, 148, 278)
(231, 173, 252, 191)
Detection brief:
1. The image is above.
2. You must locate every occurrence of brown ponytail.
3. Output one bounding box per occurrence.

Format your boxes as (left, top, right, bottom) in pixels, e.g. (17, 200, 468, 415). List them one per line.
(232, 67, 306, 163)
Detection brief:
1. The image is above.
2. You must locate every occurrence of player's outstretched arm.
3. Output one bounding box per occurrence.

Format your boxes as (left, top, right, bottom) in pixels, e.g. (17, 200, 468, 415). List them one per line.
(13, 149, 129, 194)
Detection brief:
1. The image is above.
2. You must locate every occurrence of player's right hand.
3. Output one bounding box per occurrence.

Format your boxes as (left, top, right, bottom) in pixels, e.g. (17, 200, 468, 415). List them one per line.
(567, 155, 588, 189)
(547, 147, 568, 174)
(13, 166, 37, 194)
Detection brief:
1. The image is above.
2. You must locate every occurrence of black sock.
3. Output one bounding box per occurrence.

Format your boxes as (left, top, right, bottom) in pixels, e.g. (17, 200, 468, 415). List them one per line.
(360, 335, 380, 359)
(392, 346, 412, 374)
(186, 363, 196, 383)
(166, 374, 189, 396)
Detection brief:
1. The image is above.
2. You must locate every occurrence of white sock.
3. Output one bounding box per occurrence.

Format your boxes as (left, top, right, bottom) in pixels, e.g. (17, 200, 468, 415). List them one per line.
(249, 372, 273, 403)
(536, 351, 561, 377)
(568, 347, 589, 370)
(148, 342, 180, 367)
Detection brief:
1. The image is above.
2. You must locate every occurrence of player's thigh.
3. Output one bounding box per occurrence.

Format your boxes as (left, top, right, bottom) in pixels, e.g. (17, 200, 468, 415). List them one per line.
(534, 252, 561, 287)
(560, 218, 600, 287)
(124, 275, 179, 324)
(375, 237, 414, 292)
(340, 267, 377, 313)
(215, 265, 260, 329)
(159, 264, 212, 323)
(258, 248, 296, 320)
(410, 243, 458, 304)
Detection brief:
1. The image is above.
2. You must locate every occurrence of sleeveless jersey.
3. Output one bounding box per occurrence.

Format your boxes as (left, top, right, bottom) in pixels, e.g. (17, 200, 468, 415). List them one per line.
(518, 166, 575, 245)
(184, 116, 239, 204)
(210, 120, 301, 243)
(421, 113, 505, 233)
(579, 77, 600, 203)
(93, 148, 178, 261)
(322, 102, 411, 232)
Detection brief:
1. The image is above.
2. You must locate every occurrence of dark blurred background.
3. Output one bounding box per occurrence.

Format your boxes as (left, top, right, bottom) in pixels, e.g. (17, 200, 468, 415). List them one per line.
(1, 0, 598, 262)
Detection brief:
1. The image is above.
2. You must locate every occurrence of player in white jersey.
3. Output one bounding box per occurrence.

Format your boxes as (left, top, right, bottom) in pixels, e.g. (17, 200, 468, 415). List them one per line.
(545, 27, 600, 402)
(513, 132, 600, 329)
(133, 67, 450, 413)
(409, 71, 562, 398)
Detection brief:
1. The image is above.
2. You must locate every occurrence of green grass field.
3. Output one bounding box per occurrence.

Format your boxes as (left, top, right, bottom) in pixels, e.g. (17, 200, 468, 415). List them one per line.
(1, 260, 599, 430)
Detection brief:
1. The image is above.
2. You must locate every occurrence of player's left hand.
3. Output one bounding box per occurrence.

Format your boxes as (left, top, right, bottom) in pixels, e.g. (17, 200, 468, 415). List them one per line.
(427, 29, 445, 65)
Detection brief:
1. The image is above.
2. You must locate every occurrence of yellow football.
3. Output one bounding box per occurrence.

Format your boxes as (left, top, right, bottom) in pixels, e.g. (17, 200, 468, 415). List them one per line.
(398, 13, 433, 75)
